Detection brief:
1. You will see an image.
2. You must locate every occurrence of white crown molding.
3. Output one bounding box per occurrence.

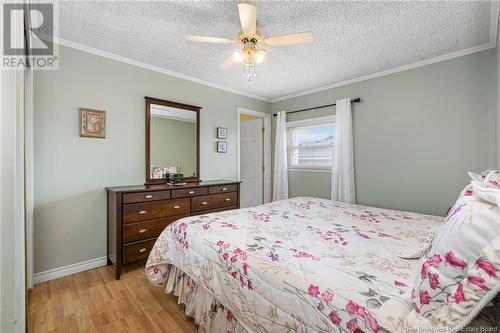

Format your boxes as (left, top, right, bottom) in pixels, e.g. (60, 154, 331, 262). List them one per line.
(272, 3, 499, 103)
(271, 42, 496, 103)
(33, 256, 107, 284)
(56, 38, 271, 102)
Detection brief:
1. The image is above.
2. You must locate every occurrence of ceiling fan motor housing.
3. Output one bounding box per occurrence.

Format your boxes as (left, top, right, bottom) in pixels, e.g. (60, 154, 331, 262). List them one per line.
(243, 43, 256, 66)
(239, 30, 262, 44)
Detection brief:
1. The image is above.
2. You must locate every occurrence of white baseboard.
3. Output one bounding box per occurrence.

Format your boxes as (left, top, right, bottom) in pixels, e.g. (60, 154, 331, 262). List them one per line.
(33, 256, 107, 285)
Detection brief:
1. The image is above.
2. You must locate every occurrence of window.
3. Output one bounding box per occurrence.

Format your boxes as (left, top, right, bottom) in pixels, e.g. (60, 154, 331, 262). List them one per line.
(287, 116, 335, 170)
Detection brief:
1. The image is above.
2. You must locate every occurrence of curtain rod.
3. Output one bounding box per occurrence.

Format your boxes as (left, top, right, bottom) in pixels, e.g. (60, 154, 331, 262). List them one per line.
(272, 97, 361, 117)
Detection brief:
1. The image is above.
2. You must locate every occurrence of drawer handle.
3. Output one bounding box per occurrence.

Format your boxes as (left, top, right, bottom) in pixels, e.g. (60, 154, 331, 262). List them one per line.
(222, 187, 227, 191)
(225, 198, 231, 202)
(139, 229, 147, 234)
(139, 210, 147, 215)
(145, 195, 153, 199)
(139, 248, 147, 253)
(173, 205, 180, 209)
(202, 202, 208, 205)
(188, 190, 195, 194)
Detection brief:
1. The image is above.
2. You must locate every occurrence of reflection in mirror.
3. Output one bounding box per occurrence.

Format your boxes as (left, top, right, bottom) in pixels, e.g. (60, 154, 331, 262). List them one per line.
(149, 103, 197, 179)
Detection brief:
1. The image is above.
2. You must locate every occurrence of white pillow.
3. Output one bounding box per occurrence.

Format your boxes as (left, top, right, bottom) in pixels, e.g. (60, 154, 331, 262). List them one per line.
(458, 169, 494, 198)
(377, 171, 500, 332)
(467, 169, 494, 182)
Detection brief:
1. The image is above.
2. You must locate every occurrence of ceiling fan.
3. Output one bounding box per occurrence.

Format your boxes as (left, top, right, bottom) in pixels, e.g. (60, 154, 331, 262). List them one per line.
(186, 3, 313, 81)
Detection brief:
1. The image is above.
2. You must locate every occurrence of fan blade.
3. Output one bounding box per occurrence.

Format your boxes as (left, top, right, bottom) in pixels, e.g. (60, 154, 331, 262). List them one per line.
(262, 32, 313, 46)
(218, 54, 237, 70)
(238, 3, 256, 37)
(258, 50, 280, 66)
(186, 35, 236, 44)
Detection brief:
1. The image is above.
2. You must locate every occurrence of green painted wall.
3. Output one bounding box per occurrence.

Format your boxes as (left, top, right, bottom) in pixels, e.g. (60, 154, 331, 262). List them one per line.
(272, 49, 497, 216)
(33, 46, 270, 273)
(150, 117, 196, 176)
(288, 170, 331, 200)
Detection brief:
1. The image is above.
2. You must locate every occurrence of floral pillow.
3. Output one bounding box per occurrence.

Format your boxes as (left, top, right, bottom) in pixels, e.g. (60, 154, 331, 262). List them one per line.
(378, 170, 500, 332)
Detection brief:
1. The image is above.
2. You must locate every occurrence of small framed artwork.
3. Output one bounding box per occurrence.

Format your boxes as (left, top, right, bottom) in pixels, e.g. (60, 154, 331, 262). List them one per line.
(217, 127, 227, 139)
(150, 166, 163, 179)
(80, 108, 106, 138)
(217, 141, 227, 153)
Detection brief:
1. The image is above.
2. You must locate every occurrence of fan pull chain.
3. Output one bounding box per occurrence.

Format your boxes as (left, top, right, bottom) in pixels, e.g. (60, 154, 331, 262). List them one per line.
(243, 64, 256, 82)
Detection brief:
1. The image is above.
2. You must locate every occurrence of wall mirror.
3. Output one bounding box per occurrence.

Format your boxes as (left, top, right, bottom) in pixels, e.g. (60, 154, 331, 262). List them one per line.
(145, 97, 201, 185)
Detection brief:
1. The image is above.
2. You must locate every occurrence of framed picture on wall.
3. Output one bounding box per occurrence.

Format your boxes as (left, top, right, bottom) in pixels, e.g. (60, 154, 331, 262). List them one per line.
(80, 108, 106, 138)
(217, 127, 227, 139)
(217, 141, 227, 153)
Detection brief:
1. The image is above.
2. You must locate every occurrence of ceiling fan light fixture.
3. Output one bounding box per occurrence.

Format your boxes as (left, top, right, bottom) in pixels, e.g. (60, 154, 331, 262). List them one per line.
(244, 50, 254, 65)
(255, 50, 265, 64)
(233, 50, 244, 62)
(243, 63, 256, 82)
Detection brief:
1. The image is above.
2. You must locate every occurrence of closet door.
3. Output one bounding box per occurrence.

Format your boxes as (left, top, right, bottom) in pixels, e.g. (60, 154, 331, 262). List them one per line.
(240, 118, 264, 208)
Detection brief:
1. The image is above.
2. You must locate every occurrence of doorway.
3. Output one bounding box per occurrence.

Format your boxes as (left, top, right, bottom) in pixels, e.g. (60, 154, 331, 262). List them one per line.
(237, 108, 271, 208)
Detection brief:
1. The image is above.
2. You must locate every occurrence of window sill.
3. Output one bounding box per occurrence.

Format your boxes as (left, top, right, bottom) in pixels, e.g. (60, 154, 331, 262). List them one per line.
(288, 167, 331, 173)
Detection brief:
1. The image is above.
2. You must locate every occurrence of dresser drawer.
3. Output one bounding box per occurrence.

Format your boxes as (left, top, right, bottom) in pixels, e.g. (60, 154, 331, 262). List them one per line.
(123, 190, 170, 204)
(191, 192, 238, 212)
(208, 184, 237, 194)
(123, 215, 188, 243)
(123, 239, 156, 264)
(123, 198, 190, 223)
(191, 205, 238, 216)
(171, 187, 208, 198)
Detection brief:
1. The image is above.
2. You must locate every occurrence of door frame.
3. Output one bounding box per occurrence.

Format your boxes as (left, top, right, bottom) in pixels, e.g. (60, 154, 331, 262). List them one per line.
(236, 107, 272, 204)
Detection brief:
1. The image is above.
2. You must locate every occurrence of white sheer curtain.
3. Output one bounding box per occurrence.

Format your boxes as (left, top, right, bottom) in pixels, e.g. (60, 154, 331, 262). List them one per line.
(331, 98, 356, 203)
(273, 111, 288, 201)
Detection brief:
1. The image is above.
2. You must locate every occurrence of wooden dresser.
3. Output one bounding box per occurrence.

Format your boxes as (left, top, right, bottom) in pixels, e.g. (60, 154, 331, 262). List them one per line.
(106, 180, 240, 279)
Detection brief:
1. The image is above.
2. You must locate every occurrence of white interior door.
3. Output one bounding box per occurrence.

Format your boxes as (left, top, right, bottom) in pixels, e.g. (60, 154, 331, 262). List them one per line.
(240, 118, 264, 208)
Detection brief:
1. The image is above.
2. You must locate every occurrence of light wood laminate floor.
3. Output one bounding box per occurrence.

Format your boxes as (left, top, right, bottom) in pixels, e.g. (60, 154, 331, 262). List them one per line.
(29, 262, 198, 333)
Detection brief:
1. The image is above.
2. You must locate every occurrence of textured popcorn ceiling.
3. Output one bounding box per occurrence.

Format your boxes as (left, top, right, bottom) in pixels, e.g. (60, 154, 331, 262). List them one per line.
(58, 1, 497, 100)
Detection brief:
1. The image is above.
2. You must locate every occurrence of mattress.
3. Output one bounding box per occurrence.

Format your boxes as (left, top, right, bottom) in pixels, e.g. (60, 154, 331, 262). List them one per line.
(146, 197, 444, 333)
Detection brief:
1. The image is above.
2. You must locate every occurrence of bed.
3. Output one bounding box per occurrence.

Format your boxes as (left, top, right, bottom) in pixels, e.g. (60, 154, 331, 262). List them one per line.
(145, 197, 498, 333)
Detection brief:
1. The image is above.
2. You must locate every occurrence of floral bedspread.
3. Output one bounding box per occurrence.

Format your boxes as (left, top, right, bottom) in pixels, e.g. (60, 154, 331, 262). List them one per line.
(146, 197, 443, 333)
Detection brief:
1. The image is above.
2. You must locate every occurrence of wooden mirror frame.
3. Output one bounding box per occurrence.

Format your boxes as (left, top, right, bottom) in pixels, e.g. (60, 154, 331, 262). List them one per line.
(145, 96, 201, 185)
